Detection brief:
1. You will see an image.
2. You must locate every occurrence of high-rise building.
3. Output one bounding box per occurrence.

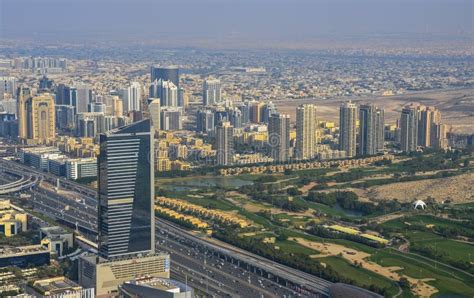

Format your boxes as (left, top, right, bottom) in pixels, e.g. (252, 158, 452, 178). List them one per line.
(148, 99, 161, 132)
(160, 108, 182, 131)
(249, 101, 264, 124)
(98, 119, 155, 259)
(17, 86, 31, 140)
(268, 113, 290, 162)
(261, 101, 277, 124)
(20, 93, 56, 144)
(150, 79, 178, 107)
(55, 105, 75, 130)
(339, 101, 357, 158)
(202, 79, 222, 106)
(358, 104, 384, 156)
(150, 66, 179, 88)
(121, 82, 142, 113)
(400, 104, 419, 152)
(216, 121, 234, 166)
(75, 85, 91, 114)
(227, 107, 242, 128)
(196, 108, 215, 133)
(418, 106, 441, 148)
(110, 96, 123, 117)
(0, 77, 17, 99)
(296, 104, 317, 160)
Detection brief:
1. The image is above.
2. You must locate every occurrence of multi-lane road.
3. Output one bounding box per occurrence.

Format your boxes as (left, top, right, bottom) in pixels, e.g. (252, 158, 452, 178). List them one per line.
(1, 158, 332, 297)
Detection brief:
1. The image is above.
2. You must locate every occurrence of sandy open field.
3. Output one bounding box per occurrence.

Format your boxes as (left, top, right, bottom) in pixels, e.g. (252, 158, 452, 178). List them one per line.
(275, 88, 474, 133)
(290, 237, 438, 297)
(365, 172, 474, 203)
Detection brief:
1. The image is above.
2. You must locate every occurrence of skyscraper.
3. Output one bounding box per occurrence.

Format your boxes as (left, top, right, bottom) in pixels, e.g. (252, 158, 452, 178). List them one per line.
(150, 79, 178, 107)
(150, 66, 179, 88)
(296, 104, 317, 160)
(418, 106, 441, 148)
(358, 104, 384, 156)
(216, 121, 234, 166)
(202, 79, 222, 106)
(98, 119, 155, 259)
(19, 93, 56, 144)
(148, 99, 161, 132)
(400, 104, 419, 152)
(339, 101, 357, 158)
(121, 82, 142, 113)
(196, 108, 215, 133)
(17, 86, 31, 140)
(268, 113, 290, 162)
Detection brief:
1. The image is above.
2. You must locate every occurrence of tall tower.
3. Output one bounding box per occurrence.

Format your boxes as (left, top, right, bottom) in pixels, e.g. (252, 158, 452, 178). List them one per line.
(400, 104, 419, 152)
(339, 101, 357, 157)
(202, 79, 222, 106)
(98, 119, 155, 259)
(17, 86, 31, 141)
(150, 79, 178, 107)
(296, 104, 317, 160)
(418, 106, 441, 148)
(215, 121, 234, 166)
(358, 104, 384, 156)
(148, 99, 161, 133)
(150, 66, 179, 89)
(268, 113, 290, 162)
(121, 82, 142, 113)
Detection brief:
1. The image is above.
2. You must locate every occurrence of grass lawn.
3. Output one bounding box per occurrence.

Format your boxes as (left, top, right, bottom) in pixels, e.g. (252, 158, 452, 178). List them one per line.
(176, 196, 238, 211)
(275, 239, 320, 255)
(320, 256, 402, 297)
(370, 249, 474, 297)
(405, 231, 474, 262)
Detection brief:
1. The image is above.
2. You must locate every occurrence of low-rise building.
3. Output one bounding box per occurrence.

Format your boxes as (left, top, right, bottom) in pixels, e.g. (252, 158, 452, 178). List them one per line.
(39, 226, 74, 257)
(0, 199, 27, 237)
(119, 276, 193, 298)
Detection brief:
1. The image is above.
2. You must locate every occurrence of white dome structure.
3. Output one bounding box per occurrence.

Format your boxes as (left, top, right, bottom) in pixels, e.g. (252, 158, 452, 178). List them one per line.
(413, 200, 427, 210)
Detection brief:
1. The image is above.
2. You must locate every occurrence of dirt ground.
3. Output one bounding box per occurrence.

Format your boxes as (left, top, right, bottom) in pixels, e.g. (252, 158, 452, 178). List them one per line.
(275, 88, 474, 133)
(366, 172, 474, 203)
(290, 237, 438, 297)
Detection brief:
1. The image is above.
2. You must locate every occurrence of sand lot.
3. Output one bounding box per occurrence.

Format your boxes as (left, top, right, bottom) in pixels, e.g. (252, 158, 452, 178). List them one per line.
(366, 172, 474, 203)
(290, 237, 438, 297)
(274, 88, 474, 133)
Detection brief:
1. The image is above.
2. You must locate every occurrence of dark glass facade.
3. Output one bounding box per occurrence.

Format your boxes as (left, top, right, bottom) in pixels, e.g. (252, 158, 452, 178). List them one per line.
(150, 66, 179, 88)
(98, 119, 155, 259)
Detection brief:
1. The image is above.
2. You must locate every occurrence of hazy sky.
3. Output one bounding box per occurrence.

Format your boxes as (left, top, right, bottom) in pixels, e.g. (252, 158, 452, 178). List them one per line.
(0, 0, 472, 45)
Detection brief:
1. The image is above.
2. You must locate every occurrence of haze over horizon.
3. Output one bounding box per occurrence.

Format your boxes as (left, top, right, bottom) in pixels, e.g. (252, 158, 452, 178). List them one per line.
(0, 0, 472, 49)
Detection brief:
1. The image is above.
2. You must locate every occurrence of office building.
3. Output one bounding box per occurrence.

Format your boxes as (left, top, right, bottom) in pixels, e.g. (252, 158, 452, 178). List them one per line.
(98, 119, 154, 259)
(121, 82, 142, 113)
(19, 93, 56, 144)
(249, 101, 264, 123)
(358, 104, 384, 156)
(39, 226, 73, 257)
(119, 277, 193, 298)
(160, 108, 183, 131)
(400, 104, 419, 152)
(0, 199, 28, 237)
(0, 245, 50, 268)
(79, 253, 170, 297)
(65, 158, 97, 180)
(55, 105, 75, 130)
(75, 112, 106, 138)
(151, 65, 179, 88)
(75, 85, 91, 114)
(268, 113, 290, 162)
(296, 104, 317, 160)
(30, 276, 94, 298)
(17, 86, 31, 140)
(148, 98, 161, 132)
(261, 101, 277, 124)
(203, 78, 222, 106)
(418, 106, 442, 148)
(216, 121, 234, 166)
(339, 101, 357, 158)
(0, 76, 17, 99)
(150, 79, 178, 107)
(196, 108, 215, 133)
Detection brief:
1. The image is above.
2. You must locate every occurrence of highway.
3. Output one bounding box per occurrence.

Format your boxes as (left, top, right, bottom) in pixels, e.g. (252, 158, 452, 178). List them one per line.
(1, 158, 332, 297)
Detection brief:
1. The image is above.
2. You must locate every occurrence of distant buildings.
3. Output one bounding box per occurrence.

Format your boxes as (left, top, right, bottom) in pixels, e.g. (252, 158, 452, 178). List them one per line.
(358, 104, 384, 156)
(399, 104, 447, 152)
(151, 65, 179, 88)
(120, 82, 142, 113)
(160, 107, 183, 131)
(216, 121, 234, 166)
(339, 101, 357, 157)
(150, 79, 178, 107)
(203, 78, 222, 106)
(119, 277, 193, 298)
(0, 199, 27, 237)
(148, 99, 161, 132)
(296, 104, 317, 160)
(268, 113, 290, 162)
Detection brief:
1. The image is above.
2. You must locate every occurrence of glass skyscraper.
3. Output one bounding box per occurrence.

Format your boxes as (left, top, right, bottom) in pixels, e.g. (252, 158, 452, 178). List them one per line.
(98, 119, 155, 260)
